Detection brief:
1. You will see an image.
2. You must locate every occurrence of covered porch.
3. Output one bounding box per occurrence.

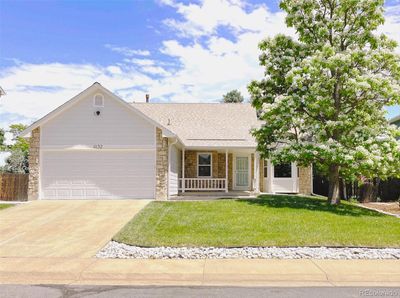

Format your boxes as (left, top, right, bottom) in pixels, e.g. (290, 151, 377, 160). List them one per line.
(167, 145, 312, 199)
(176, 148, 260, 194)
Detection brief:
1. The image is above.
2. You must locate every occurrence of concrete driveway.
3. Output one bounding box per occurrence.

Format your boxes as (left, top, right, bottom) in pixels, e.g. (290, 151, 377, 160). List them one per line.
(0, 200, 150, 258)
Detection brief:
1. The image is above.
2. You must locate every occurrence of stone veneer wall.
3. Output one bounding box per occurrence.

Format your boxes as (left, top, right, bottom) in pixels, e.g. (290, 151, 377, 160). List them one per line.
(217, 153, 233, 190)
(184, 150, 233, 190)
(298, 166, 312, 195)
(217, 153, 225, 178)
(184, 151, 197, 178)
(28, 127, 40, 201)
(155, 128, 168, 200)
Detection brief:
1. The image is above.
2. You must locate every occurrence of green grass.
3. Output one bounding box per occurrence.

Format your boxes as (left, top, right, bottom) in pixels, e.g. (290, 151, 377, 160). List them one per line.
(0, 204, 13, 211)
(114, 195, 400, 248)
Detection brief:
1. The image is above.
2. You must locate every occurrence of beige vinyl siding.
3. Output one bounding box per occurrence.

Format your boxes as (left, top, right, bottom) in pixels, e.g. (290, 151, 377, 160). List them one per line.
(169, 144, 180, 196)
(39, 90, 156, 200)
(41, 90, 155, 149)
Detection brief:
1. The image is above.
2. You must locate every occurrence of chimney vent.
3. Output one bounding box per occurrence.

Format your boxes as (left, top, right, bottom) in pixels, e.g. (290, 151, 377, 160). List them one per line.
(145, 94, 150, 103)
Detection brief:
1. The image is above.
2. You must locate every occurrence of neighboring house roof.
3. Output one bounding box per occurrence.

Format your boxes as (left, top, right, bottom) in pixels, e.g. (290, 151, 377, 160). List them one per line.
(0, 86, 5, 97)
(19, 83, 176, 139)
(133, 103, 260, 148)
(389, 114, 400, 126)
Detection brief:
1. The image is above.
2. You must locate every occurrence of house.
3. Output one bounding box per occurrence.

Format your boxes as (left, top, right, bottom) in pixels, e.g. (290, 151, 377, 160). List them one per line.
(20, 83, 312, 200)
(389, 114, 400, 140)
(390, 114, 400, 127)
(0, 86, 5, 97)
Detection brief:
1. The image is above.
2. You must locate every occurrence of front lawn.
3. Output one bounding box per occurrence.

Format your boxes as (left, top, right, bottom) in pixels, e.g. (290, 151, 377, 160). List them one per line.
(114, 195, 400, 248)
(0, 204, 13, 211)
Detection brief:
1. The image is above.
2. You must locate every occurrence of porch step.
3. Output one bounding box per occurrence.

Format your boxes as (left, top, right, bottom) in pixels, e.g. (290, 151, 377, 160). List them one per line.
(171, 191, 259, 200)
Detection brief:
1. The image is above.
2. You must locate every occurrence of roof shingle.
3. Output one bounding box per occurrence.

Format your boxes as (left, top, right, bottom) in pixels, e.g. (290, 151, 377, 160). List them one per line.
(132, 103, 260, 148)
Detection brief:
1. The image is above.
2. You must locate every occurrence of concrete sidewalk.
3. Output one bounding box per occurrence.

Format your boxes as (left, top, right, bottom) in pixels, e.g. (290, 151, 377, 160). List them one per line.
(0, 258, 399, 287)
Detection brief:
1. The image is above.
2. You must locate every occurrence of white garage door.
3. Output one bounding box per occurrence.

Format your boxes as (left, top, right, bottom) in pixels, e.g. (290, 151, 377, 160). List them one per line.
(41, 150, 155, 199)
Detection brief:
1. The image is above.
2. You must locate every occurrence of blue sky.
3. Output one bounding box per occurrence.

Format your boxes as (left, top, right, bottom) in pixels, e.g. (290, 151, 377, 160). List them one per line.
(0, 0, 399, 130)
(0, 0, 281, 68)
(1, 1, 175, 66)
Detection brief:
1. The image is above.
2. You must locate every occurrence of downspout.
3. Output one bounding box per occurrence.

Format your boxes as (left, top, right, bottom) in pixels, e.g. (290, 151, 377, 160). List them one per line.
(167, 138, 178, 200)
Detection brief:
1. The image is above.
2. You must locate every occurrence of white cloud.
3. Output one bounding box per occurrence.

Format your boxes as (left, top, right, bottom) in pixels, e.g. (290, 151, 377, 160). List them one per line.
(153, 0, 295, 101)
(141, 66, 170, 75)
(1, 0, 399, 128)
(162, 0, 293, 38)
(380, 4, 400, 52)
(125, 58, 156, 66)
(104, 44, 151, 56)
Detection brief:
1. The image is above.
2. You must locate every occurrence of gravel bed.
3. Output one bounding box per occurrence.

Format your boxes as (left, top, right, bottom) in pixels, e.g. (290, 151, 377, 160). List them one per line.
(97, 241, 400, 260)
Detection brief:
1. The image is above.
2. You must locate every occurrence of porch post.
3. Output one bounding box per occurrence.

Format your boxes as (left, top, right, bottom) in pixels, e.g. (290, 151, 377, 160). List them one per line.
(225, 149, 228, 193)
(267, 159, 273, 193)
(182, 148, 185, 193)
(255, 152, 260, 193)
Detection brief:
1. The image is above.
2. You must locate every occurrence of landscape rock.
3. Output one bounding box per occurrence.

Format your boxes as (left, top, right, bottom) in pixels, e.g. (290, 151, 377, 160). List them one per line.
(96, 241, 400, 260)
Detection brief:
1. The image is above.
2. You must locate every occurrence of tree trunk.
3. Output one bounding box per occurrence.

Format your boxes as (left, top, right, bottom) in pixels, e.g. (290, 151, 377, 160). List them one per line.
(340, 179, 347, 200)
(359, 178, 380, 202)
(359, 182, 374, 202)
(328, 164, 340, 205)
(354, 180, 359, 200)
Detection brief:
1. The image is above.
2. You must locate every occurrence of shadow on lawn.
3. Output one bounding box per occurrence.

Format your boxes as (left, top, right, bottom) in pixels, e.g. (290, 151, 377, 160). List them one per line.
(239, 195, 385, 217)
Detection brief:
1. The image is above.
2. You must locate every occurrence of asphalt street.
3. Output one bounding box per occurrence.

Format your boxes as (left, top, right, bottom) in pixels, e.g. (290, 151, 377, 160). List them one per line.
(0, 285, 399, 298)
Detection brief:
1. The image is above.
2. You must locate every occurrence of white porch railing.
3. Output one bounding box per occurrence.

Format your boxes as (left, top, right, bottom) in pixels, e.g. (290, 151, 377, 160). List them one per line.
(179, 178, 227, 191)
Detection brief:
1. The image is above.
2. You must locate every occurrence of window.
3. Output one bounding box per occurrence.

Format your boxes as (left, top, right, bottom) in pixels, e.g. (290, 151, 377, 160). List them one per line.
(93, 94, 104, 107)
(274, 163, 292, 178)
(264, 160, 268, 177)
(198, 153, 212, 177)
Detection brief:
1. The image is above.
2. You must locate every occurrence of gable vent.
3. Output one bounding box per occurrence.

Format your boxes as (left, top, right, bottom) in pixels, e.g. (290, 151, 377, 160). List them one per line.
(93, 94, 104, 107)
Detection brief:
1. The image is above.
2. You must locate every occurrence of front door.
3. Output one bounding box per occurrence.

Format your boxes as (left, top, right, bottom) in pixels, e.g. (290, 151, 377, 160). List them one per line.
(234, 155, 250, 190)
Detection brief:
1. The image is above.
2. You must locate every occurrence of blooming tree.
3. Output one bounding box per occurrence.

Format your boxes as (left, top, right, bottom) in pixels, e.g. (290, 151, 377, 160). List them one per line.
(249, 0, 400, 204)
(1, 124, 29, 174)
(222, 89, 244, 103)
(0, 128, 4, 151)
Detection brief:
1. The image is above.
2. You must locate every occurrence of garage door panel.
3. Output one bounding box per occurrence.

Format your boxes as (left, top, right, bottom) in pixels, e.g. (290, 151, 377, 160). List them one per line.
(43, 167, 154, 177)
(43, 151, 154, 159)
(43, 188, 153, 199)
(45, 177, 155, 188)
(41, 150, 155, 199)
(44, 168, 155, 176)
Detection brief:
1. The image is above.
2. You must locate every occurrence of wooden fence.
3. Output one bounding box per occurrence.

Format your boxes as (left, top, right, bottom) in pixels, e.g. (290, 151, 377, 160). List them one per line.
(0, 173, 29, 201)
(313, 166, 400, 202)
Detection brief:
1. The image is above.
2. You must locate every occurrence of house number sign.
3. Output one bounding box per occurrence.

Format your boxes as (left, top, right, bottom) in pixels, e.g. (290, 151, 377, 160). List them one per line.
(93, 144, 103, 149)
